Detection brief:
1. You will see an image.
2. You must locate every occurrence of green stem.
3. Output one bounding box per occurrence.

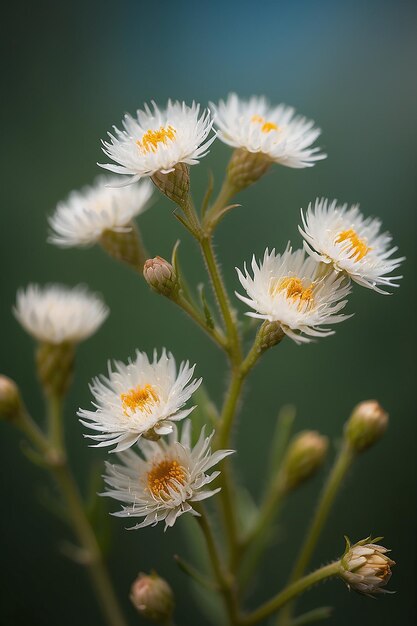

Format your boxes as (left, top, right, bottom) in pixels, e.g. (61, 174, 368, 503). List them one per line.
(199, 235, 241, 365)
(195, 506, 240, 625)
(204, 178, 237, 232)
(47, 392, 64, 452)
(17, 409, 128, 626)
(241, 562, 340, 626)
(175, 292, 228, 350)
(278, 443, 355, 626)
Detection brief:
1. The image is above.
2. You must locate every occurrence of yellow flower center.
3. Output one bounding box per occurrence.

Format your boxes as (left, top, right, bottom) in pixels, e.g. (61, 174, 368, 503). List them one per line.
(335, 229, 370, 261)
(120, 384, 159, 416)
(136, 125, 177, 153)
(147, 459, 186, 497)
(251, 115, 280, 133)
(271, 276, 314, 309)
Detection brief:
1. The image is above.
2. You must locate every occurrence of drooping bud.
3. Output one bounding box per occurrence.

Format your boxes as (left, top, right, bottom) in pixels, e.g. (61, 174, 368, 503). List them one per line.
(100, 222, 146, 270)
(36, 342, 75, 397)
(344, 400, 388, 453)
(227, 148, 272, 192)
(130, 572, 175, 623)
(143, 257, 179, 299)
(339, 537, 395, 596)
(281, 430, 329, 491)
(0, 375, 23, 421)
(152, 163, 190, 207)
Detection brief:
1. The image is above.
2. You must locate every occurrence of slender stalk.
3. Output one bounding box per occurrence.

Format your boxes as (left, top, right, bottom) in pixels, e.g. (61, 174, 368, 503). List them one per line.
(195, 506, 240, 625)
(278, 443, 355, 626)
(204, 178, 237, 232)
(17, 408, 128, 626)
(199, 234, 241, 365)
(241, 562, 340, 626)
(47, 392, 64, 452)
(175, 292, 228, 350)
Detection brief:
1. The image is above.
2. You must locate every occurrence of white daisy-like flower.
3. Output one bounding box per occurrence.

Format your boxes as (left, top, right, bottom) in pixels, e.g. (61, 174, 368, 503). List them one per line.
(14, 284, 109, 344)
(101, 421, 234, 530)
(210, 93, 326, 168)
(48, 176, 153, 248)
(236, 246, 351, 344)
(299, 198, 404, 293)
(78, 349, 202, 452)
(99, 100, 216, 184)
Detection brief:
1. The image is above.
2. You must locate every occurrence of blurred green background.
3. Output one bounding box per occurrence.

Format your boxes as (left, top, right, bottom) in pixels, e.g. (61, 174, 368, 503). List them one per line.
(1, 0, 416, 624)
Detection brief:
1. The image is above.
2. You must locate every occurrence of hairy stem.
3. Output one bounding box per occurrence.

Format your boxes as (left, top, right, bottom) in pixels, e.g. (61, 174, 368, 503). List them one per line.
(18, 408, 128, 626)
(278, 443, 355, 625)
(241, 562, 340, 626)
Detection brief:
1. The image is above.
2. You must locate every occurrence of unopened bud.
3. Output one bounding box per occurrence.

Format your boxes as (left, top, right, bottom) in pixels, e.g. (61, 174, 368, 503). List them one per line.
(130, 572, 175, 623)
(345, 400, 388, 453)
(0, 375, 23, 420)
(339, 537, 395, 596)
(36, 342, 75, 397)
(152, 163, 190, 207)
(100, 222, 146, 270)
(144, 257, 179, 299)
(282, 430, 329, 491)
(227, 148, 272, 192)
(257, 320, 285, 352)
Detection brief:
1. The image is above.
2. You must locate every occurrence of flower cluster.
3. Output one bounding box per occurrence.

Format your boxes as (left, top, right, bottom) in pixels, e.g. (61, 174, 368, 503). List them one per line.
(8, 92, 401, 624)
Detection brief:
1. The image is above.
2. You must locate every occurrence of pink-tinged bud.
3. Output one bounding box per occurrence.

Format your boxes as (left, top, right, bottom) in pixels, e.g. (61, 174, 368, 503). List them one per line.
(0, 375, 23, 420)
(143, 257, 179, 299)
(345, 400, 388, 452)
(282, 430, 329, 491)
(130, 572, 175, 623)
(339, 537, 395, 596)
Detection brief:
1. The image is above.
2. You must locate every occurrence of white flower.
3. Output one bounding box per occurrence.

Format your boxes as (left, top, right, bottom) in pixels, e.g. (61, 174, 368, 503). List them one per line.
(101, 421, 234, 530)
(14, 284, 108, 344)
(99, 100, 215, 184)
(210, 93, 326, 168)
(78, 349, 202, 452)
(48, 176, 153, 248)
(236, 246, 351, 344)
(299, 198, 404, 293)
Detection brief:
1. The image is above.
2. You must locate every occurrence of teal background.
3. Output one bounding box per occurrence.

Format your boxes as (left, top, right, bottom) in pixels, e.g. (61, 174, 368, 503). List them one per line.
(1, 0, 416, 624)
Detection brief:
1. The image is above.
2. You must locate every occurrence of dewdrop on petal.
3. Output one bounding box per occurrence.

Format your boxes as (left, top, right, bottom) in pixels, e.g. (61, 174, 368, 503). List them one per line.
(144, 257, 179, 299)
(0, 375, 23, 421)
(48, 176, 152, 270)
(339, 537, 395, 596)
(345, 400, 388, 452)
(281, 430, 329, 491)
(130, 572, 175, 623)
(14, 285, 108, 397)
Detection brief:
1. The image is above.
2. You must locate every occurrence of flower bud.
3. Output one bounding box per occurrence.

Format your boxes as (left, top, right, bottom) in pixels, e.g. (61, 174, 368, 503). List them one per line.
(339, 537, 395, 596)
(344, 400, 388, 453)
(130, 572, 175, 623)
(36, 342, 75, 397)
(257, 320, 285, 352)
(0, 375, 23, 420)
(100, 222, 146, 270)
(227, 148, 272, 192)
(152, 163, 190, 207)
(282, 430, 329, 491)
(144, 257, 179, 299)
